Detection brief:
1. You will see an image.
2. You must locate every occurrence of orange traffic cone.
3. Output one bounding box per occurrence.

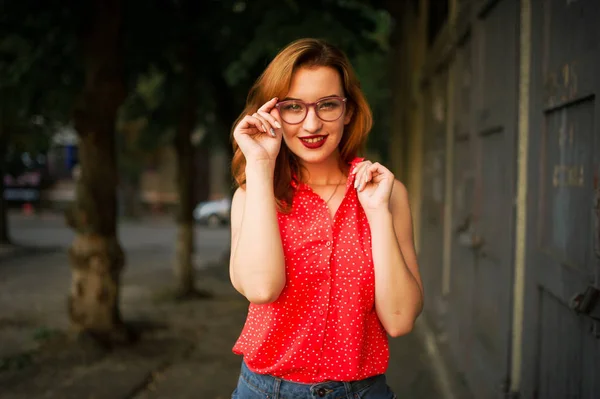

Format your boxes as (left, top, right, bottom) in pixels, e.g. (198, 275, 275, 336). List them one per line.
(22, 203, 34, 216)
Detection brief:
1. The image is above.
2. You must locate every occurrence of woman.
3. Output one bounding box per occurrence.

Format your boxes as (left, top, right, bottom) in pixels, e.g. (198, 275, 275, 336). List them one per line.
(229, 38, 423, 399)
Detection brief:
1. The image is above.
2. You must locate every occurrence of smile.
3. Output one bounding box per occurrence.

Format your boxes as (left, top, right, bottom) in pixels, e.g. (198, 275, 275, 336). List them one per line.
(299, 135, 328, 149)
(300, 137, 325, 143)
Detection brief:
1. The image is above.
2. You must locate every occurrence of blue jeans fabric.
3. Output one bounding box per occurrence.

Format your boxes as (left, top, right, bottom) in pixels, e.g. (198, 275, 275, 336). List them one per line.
(232, 361, 396, 399)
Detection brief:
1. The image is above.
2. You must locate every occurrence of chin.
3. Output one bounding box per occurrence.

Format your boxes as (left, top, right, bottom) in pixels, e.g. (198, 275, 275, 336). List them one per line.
(289, 144, 340, 165)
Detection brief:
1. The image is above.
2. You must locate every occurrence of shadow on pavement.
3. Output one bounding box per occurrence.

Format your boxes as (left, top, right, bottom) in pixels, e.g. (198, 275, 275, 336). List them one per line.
(0, 257, 448, 399)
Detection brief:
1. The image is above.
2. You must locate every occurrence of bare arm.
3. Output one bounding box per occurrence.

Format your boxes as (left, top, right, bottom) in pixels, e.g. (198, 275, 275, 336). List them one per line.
(229, 164, 286, 304)
(369, 180, 423, 337)
(229, 98, 287, 304)
(354, 159, 423, 337)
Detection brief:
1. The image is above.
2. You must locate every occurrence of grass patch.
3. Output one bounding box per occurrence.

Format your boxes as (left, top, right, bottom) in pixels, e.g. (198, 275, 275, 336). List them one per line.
(32, 327, 63, 342)
(0, 352, 33, 372)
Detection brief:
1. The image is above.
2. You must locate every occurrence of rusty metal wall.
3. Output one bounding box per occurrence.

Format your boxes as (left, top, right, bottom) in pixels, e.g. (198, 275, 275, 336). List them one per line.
(419, 70, 449, 334)
(447, 33, 476, 379)
(467, 0, 520, 397)
(420, 0, 519, 397)
(407, 0, 600, 397)
(519, 0, 600, 397)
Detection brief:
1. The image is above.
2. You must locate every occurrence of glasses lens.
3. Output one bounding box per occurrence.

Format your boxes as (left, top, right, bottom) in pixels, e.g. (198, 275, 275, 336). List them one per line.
(316, 98, 344, 121)
(278, 101, 306, 124)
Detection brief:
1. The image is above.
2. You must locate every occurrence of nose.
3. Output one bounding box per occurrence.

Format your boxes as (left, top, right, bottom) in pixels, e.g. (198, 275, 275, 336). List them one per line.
(302, 106, 322, 134)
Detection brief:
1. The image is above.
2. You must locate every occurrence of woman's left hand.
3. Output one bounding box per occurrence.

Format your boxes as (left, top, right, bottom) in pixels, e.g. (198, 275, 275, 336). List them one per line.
(353, 160, 395, 215)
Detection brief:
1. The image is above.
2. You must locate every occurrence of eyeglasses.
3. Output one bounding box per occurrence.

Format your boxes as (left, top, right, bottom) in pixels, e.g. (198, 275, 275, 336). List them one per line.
(275, 96, 347, 125)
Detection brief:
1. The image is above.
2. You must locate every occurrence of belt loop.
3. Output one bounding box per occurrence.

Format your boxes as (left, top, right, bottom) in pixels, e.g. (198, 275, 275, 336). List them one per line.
(272, 377, 282, 399)
(343, 381, 353, 398)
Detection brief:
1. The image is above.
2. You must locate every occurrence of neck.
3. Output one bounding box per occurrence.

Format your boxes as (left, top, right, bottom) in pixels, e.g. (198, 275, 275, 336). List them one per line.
(299, 152, 346, 185)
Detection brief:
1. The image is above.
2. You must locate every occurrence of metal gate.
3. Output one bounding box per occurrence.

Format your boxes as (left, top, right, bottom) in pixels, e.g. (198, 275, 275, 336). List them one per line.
(420, 71, 448, 333)
(520, 1, 600, 397)
(448, 35, 477, 376)
(452, 0, 520, 397)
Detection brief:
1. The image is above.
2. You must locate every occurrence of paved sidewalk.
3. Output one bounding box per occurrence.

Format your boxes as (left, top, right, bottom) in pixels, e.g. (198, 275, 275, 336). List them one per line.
(0, 249, 450, 399)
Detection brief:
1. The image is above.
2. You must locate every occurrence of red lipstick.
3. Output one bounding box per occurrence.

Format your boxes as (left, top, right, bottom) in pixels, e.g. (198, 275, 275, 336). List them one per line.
(299, 135, 327, 149)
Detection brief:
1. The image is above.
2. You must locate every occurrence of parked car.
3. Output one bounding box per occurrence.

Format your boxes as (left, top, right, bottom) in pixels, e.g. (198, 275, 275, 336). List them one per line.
(193, 197, 231, 227)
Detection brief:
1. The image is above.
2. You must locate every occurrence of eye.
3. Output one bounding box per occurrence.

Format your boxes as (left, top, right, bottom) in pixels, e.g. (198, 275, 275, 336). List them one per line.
(282, 102, 303, 112)
(318, 100, 340, 110)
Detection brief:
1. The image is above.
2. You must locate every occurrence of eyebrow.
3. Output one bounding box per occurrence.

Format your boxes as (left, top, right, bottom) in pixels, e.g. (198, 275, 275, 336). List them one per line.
(282, 94, 341, 101)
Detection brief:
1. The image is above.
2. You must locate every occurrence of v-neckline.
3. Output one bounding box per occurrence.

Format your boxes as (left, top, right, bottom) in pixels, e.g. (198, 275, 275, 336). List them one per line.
(296, 161, 360, 223)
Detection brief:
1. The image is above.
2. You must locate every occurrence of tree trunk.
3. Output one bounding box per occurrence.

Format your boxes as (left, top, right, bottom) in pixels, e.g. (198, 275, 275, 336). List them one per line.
(0, 127, 10, 245)
(67, 0, 130, 344)
(173, 43, 198, 298)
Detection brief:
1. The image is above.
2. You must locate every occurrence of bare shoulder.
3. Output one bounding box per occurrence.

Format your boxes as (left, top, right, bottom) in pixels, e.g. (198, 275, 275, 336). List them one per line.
(390, 179, 410, 212)
(389, 179, 414, 236)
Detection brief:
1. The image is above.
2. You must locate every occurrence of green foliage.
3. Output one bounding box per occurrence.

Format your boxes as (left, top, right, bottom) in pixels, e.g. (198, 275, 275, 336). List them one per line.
(3, 0, 394, 179)
(0, 352, 33, 372)
(354, 49, 393, 161)
(117, 67, 174, 175)
(224, 1, 383, 86)
(0, 1, 84, 126)
(32, 326, 63, 342)
(0, 0, 85, 180)
(210, 0, 392, 158)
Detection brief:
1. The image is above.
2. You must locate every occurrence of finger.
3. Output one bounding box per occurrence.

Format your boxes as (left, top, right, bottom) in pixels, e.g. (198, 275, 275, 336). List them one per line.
(353, 164, 365, 189)
(354, 164, 366, 189)
(368, 163, 393, 184)
(359, 169, 371, 191)
(239, 115, 266, 134)
(234, 115, 262, 135)
(354, 161, 370, 176)
(361, 162, 378, 191)
(368, 163, 391, 179)
(258, 110, 282, 130)
(366, 169, 373, 186)
(370, 172, 387, 183)
(355, 162, 372, 190)
(366, 163, 381, 184)
(253, 113, 274, 136)
(270, 107, 281, 122)
(258, 97, 278, 113)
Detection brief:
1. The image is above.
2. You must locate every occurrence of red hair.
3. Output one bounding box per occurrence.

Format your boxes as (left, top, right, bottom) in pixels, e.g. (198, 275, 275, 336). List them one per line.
(231, 38, 373, 212)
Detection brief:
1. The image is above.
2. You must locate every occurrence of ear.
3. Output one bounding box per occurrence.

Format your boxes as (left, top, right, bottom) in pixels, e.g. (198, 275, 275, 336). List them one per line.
(343, 105, 354, 125)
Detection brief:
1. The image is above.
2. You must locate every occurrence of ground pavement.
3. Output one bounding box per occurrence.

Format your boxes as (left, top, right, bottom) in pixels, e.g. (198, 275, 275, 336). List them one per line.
(0, 214, 466, 399)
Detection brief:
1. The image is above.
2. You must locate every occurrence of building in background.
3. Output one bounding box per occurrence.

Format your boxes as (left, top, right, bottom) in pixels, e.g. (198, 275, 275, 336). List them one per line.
(40, 125, 230, 214)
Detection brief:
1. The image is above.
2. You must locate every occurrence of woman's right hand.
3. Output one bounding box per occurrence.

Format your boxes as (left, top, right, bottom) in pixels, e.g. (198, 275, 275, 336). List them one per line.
(233, 97, 283, 167)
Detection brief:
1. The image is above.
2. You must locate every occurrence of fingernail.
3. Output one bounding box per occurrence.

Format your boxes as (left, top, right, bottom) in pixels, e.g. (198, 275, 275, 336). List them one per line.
(269, 127, 275, 137)
(274, 121, 282, 129)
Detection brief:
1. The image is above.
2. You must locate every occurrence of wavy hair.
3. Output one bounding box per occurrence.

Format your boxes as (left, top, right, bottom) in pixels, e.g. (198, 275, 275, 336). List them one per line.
(231, 38, 373, 212)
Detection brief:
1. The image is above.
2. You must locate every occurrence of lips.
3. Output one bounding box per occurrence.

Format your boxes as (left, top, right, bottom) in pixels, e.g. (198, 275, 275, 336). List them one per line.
(299, 135, 327, 149)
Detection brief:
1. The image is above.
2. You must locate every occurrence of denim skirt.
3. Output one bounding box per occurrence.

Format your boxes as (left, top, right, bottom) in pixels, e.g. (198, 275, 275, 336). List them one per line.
(232, 361, 396, 399)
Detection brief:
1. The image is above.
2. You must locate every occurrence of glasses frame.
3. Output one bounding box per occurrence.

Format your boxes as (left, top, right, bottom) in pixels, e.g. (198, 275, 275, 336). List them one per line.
(275, 96, 347, 125)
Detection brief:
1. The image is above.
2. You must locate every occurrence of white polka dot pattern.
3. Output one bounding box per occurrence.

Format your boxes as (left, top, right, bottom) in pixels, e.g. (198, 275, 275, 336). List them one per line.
(232, 157, 390, 383)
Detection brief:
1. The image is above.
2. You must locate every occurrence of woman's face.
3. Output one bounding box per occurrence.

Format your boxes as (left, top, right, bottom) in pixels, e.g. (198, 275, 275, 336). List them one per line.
(279, 66, 352, 165)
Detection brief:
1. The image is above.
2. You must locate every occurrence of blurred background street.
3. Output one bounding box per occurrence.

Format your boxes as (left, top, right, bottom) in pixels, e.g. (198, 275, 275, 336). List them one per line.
(1, 0, 599, 398)
(0, 212, 451, 399)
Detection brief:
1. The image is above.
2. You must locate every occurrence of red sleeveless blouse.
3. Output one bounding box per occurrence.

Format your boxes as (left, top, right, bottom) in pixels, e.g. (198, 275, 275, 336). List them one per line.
(232, 157, 389, 383)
